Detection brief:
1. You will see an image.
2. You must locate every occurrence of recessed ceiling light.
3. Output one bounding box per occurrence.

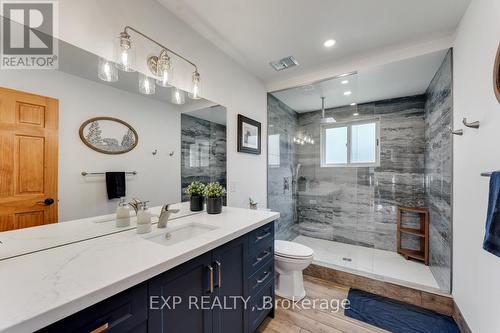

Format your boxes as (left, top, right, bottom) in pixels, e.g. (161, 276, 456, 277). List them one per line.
(341, 80, 349, 85)
(344, 91, 352, 96)
(323, 39, 336, 48)
(350, 103, 357, 106)
(353, 112, 359, 116)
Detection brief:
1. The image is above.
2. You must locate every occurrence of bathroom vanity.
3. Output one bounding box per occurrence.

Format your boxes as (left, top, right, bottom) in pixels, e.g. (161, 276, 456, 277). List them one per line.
(0, 207, 278, 333)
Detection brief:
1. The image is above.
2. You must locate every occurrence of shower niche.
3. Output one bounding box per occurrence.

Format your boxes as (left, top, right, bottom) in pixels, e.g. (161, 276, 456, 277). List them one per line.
(267, 49, 453, 294)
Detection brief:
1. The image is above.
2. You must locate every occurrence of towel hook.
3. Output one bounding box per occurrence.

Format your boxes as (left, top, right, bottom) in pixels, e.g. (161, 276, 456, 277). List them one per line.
(450, 128, 464, 136)
(462, 118, 480, 129)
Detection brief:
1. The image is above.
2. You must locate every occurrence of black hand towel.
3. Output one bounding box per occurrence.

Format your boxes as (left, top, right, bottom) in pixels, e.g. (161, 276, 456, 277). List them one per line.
(105, 172, 126, 200)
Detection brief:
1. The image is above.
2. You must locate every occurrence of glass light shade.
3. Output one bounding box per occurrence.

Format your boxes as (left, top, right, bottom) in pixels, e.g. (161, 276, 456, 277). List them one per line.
(188, 71, 201, 99)
(156, 67, 172, 87)
(171, 87, 186, 105)
(115, 32, 135, 72)
(98, 58, 118, 82)
(138, 74, 155, 95)
(155, 51, 172, 87)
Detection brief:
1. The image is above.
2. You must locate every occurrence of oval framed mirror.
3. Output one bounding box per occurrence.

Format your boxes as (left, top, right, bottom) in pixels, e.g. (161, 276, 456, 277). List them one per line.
(79, 117, 138, 154)
(495, 43, 500, 103)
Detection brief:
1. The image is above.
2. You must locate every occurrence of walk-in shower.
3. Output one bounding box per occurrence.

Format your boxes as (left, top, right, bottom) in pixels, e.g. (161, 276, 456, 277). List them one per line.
(267, 49, 453, 294)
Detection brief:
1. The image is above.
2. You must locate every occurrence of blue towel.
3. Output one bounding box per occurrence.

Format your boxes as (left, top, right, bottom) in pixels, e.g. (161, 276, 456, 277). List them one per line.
(483, 172, 500, 257)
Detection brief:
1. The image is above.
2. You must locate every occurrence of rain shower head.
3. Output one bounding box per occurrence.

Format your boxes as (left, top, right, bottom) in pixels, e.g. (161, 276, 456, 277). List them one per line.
(320, 96, 336, 123)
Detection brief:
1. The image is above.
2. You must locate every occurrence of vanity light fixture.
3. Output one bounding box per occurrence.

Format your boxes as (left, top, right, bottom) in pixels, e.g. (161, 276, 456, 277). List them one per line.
(98, 58, 118, 82)
(114, 26, 202, 100)
(115, 31, 135, 72)
(148, 49, 172, 87)
(188, 70, 201, 99)
(324, 39, 336, 48)
(139, 73, 155, 95)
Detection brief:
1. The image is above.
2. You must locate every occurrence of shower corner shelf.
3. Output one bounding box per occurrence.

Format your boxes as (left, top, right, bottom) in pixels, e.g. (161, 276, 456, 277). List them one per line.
(397, 206, 429, 266)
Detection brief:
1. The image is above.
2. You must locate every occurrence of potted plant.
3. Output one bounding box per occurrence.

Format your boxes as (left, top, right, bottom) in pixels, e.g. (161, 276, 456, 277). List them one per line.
(203, 182, 226, 214)
(186, 181, 205, 211)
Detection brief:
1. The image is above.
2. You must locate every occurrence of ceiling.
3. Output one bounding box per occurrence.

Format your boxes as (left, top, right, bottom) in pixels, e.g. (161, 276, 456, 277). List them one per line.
(157, 0, 470, 84)
(271, 49, 448, 112)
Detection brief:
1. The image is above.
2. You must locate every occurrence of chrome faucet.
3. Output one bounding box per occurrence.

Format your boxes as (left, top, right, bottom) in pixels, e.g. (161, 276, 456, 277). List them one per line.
(158, 204, 180, 228)
(128, 198, 144, 215)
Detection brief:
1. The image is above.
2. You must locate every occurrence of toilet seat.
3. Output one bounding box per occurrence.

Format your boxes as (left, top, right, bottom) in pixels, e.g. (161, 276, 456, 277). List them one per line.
(275, 240, 314, 259)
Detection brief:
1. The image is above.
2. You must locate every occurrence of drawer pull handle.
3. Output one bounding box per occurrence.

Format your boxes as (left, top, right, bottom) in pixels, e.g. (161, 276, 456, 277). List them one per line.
(256, 271, 271, 284)
(215, 260, 222, 288)
(256, 231, 271, 241)
(256, 251, 270, 262)
(208, 265, 214, 293)
(90, 323, 109, 333)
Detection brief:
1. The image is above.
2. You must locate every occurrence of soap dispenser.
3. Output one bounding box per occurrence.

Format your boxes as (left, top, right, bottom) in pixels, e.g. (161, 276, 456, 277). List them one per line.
(136, 201, 152, 234)
(116, 198, 131, 227)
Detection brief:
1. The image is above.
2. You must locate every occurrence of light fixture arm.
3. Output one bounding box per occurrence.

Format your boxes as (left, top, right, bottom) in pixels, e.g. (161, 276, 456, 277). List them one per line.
(122, 25, 198, 71)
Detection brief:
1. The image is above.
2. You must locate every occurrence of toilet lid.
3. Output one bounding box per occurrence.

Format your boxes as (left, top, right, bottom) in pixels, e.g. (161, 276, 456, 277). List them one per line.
(275, 240, 314, 258)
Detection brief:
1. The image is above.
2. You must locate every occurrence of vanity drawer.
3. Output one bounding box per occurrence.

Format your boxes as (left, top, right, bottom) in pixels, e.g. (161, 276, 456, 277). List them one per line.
(248, 259, 274, 295)
(249, 222, 274, 253)
(38, 283, 148, 333)
(248, 280, 274, 333)
(248, 240, 274, 275)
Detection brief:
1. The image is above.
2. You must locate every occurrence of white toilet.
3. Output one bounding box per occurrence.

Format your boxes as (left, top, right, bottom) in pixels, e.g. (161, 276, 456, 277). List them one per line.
(275, 240, 314, 301)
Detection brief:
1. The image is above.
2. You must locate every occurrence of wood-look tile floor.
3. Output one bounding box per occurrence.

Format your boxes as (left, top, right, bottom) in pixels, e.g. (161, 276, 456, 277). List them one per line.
(258, 275, 388, 333)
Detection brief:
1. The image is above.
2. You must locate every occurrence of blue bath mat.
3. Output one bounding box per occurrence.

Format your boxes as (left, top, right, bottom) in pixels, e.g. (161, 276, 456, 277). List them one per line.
(344, 289, 460, 333)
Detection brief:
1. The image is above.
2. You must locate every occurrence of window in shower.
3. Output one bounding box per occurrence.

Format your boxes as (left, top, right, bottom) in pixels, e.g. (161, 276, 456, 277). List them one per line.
(321, 120, 380, 167)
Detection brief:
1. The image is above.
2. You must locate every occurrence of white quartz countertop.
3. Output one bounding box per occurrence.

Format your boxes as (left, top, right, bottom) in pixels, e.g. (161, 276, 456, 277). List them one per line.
(0, 202, 200, 260)
(0, 206, 279, 333)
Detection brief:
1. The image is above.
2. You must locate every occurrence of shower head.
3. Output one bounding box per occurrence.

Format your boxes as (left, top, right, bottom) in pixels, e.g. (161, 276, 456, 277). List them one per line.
(320, 96, 336, 123)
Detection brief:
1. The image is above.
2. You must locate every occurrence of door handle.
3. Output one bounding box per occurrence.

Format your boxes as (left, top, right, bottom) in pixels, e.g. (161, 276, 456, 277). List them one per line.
(215, 260, 222, 289)
(208, 265, 214, 293)
(37, 198, 54, 206)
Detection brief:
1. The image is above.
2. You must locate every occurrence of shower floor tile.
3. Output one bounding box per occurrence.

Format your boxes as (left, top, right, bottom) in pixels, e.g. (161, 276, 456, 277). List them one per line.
(293, 235, 441, 292)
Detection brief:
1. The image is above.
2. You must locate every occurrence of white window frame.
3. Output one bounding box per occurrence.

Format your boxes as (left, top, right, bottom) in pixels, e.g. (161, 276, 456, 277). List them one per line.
(320, 119, 380, 168)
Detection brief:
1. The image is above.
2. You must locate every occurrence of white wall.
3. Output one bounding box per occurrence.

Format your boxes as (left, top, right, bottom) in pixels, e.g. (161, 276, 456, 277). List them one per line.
(453, 0, 500, 332)
(0, 70, 181, 221)
(57, 0, 268, 208)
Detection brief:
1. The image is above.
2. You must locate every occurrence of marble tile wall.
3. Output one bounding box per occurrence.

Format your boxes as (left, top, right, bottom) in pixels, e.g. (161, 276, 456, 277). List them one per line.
(181, 114, 226, 201)
(267, 94, 299, 240)
(295, 96, 427, 251)
(424, 50, 453, 293)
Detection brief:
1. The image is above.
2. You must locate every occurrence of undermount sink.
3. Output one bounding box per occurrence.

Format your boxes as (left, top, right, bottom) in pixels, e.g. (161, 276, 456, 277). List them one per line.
(145, 223, 218, 246)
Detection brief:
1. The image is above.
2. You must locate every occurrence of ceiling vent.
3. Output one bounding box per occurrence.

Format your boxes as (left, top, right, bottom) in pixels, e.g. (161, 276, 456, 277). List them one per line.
(270, 56, 299, 71)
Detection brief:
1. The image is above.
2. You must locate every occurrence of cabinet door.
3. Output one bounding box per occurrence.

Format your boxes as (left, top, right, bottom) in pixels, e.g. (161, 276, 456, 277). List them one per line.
(148, 253, 213, 333)
(212, 236, 248, 333)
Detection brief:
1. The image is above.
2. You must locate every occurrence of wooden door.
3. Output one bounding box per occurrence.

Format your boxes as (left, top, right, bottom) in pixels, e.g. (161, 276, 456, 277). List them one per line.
(0, 87, 58, 231)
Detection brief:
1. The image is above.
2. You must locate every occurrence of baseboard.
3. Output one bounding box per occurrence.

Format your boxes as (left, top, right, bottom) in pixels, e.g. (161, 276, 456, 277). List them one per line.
(453, 301, 472, 333)
(304, 263, 454, 316)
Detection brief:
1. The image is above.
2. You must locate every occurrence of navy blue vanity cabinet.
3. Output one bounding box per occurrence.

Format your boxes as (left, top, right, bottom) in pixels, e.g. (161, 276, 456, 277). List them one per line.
(212, 235, 248, 333)
(37, 282, 148, 333)
(38, 221, 275, 333)
(148, 252, 214, 333)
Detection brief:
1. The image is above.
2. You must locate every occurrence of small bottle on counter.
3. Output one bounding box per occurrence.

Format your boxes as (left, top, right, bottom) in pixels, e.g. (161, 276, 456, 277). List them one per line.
(116, 198, 131, 227)
(136, 202, 152, 234)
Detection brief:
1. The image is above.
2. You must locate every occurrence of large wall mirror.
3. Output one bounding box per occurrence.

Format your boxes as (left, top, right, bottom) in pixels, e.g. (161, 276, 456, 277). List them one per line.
(0, 37, 226, 259)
